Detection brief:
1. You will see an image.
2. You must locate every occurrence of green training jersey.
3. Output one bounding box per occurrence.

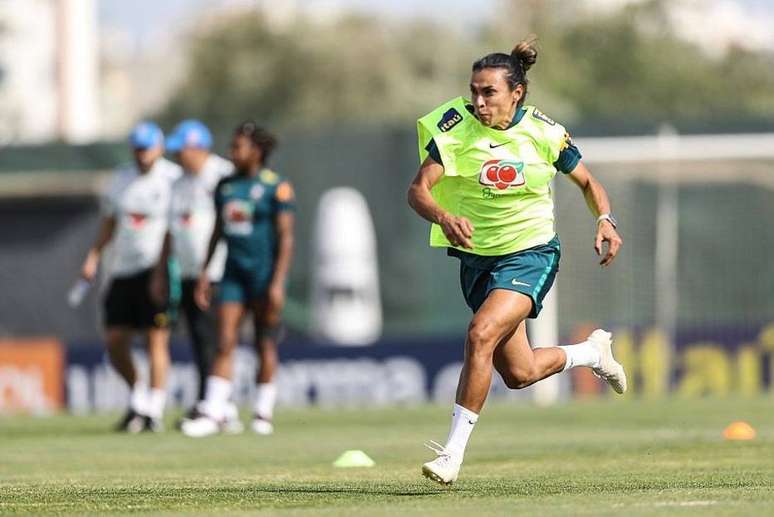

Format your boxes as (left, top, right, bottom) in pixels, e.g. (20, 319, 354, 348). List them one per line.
(214, 169, 295, 272)
(417, 97, 573, 256)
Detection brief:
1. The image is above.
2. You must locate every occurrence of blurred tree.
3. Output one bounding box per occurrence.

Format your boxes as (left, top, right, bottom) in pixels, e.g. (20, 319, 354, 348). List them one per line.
(157, 11, 476, 136)
(157, 2, 774, 136)
(158, 12, 311, 136)
(491, 0, 774, 133)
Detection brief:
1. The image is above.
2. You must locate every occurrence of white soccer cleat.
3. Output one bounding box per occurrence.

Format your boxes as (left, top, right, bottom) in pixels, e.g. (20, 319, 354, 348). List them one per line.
(588, 329, 627, 394)
(181, 414, 220, 437)
(181, 403, 244, 437)
(222, 403, 244, 435)
(421, 440, 461, 486)
(251, 416, 274, 436)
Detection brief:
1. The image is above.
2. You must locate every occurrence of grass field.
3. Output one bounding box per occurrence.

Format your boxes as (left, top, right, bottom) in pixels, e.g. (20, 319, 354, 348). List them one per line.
(2, 397, 773, 515)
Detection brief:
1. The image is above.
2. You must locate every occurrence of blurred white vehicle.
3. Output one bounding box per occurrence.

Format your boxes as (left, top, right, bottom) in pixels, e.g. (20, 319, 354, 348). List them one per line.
(311, 187, 382, 345)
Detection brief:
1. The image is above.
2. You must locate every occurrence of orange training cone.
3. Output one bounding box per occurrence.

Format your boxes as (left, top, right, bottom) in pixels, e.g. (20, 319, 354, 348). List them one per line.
(723, 421, 756, 441)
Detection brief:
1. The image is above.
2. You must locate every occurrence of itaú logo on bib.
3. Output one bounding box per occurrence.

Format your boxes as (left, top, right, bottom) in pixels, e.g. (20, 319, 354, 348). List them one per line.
(479, 159, 525, 190)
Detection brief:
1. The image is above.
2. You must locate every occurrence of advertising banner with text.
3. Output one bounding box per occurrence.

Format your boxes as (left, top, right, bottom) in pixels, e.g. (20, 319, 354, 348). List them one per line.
(62, 322, 774, 413)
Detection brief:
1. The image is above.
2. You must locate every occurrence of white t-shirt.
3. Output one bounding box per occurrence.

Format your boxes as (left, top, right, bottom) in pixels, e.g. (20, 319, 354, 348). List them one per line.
(101, 158, 182, 277)
(168, 154, 234, 280)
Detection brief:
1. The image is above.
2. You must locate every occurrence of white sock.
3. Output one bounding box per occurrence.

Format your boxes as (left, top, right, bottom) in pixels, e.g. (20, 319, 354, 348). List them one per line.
(200, 375, 232, 420)
(560, 341, 601, 371)
(129, 383, 147, 415)
(444, 403, 479, 460)
(253, 383, 277, 420)
(146, 388, 166, 419)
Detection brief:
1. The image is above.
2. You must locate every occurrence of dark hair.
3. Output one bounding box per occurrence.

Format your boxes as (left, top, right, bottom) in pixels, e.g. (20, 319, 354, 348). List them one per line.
(234, 120, 277, 164)
(472, 37, 538, 106)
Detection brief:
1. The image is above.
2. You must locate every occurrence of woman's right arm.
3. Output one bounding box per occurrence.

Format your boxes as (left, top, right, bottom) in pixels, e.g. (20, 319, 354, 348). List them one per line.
(202, 214, 223, 274)
(194, 212, 223, 310)
(407, 156, 474, 249)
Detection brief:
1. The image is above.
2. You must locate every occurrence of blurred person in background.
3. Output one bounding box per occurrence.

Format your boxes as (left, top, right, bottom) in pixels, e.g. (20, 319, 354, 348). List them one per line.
(408, 38, 625, 485)
(182, 121, 295, 438)
(150, 120, 234, 420)
(77, 121, 182, 433)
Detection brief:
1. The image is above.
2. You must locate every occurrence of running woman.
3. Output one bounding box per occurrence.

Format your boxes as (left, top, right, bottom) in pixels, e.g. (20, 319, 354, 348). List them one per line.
(151, 120, 234, 415)
(181, 121, 295, 437)
(78, 121, 182, 432)
(408, 39, 626, 485)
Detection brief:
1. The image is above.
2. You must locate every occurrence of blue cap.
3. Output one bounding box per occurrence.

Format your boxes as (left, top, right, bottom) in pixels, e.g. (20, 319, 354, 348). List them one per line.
(165, 119, 213, 153)
(129, 121, 164, 150)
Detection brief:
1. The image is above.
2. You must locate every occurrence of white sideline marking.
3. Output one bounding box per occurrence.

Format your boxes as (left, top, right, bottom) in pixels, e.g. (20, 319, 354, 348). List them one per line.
(653, 501, 718, 507)
(613, 500, 718, 509)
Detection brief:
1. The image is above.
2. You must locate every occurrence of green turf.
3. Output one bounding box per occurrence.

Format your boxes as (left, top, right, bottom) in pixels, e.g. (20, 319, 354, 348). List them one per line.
(1, 397, 773, 515)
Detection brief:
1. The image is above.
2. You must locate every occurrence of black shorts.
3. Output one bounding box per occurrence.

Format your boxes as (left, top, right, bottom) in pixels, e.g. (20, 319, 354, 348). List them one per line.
(104, 268, 170, 329)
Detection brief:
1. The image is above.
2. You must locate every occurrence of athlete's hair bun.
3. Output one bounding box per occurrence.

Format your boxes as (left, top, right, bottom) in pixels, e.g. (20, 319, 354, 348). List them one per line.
(511, 37, 538, 72)
(472, 35, 537, 105)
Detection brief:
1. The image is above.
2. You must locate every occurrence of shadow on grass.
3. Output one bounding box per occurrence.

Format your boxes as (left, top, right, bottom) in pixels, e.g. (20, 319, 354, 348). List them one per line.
(247, 485, 451, 497)
(10, 483, 454, 499)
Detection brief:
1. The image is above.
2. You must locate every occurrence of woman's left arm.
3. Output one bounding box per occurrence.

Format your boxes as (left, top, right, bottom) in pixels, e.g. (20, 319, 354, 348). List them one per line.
(267, 181, 296, 319)
(271, 211, 295, 290)
(566, 162, 623, 267)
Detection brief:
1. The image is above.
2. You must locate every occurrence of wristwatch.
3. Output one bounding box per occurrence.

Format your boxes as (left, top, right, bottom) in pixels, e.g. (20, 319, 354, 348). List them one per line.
(596, 213, 618, 229)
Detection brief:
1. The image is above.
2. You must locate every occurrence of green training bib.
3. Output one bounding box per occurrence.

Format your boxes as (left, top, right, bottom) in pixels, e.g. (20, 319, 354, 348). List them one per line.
(417, 97, 569, 256)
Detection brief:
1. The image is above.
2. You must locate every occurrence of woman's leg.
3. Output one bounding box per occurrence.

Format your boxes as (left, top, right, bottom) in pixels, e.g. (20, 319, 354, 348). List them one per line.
(424, 289, 532, 484)
(249, 299, 280, 433)
(492, 320, 566, 390)
(196, 302, 244, 421)
(250, 299, 280, 386)
(210, 302, 245, 380)
(493, 322, 624, 392)
(456, 289, 533, 413)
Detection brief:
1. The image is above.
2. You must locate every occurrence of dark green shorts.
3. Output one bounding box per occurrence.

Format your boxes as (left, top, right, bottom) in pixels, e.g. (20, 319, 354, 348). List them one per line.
(450, 235, 561, 318)
(217, 264, 272, 305)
